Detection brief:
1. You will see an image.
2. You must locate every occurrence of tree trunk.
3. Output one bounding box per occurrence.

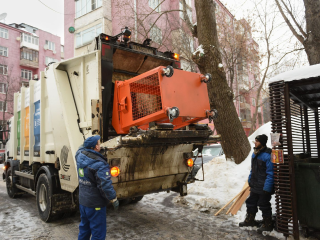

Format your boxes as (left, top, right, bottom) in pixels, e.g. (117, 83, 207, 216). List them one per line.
(303, 0, 320, 65)
(194, 0, 251, 164)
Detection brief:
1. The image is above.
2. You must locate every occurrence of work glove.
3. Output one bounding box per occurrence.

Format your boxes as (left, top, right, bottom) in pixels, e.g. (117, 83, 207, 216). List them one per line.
(111, 198, 119, 211)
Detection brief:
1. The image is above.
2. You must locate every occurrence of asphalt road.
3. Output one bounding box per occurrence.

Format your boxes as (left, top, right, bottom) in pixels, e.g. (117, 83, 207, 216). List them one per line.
(0, 165, 280, 240)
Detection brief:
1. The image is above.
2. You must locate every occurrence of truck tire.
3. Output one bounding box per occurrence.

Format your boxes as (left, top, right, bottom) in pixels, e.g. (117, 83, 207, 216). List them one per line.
(6, 167, 20, 198)
(36, 173, 59, 222)
(131, 195, 144, 203)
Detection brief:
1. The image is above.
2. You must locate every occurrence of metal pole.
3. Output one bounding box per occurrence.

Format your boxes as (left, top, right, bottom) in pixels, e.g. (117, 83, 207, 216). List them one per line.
(284, 83, 299, 240)
(314, 108, 320, 158)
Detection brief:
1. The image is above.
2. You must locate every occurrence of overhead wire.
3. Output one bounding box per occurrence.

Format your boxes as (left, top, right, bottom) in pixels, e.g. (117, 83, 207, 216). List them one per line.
(37, 0, 91, 16)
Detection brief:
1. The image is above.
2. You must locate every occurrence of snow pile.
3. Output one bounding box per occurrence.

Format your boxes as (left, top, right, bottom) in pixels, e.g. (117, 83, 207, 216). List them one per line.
(175, 122, 285, 239)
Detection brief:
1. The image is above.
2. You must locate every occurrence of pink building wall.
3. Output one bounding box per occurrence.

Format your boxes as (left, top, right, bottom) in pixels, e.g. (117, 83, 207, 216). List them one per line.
(0, 22, 62, 126)
(64, 0, 75, 59)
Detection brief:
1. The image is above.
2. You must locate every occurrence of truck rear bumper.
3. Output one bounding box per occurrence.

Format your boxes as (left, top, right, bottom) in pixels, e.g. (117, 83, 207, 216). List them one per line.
(113, 173, 187, 199)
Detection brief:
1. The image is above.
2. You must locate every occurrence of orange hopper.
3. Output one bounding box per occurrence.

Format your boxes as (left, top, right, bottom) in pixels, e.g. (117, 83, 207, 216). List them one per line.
(112, 66, 213, 134)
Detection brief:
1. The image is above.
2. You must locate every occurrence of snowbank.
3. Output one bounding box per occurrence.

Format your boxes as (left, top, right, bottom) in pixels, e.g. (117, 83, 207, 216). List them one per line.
(175, 122, 286, 239)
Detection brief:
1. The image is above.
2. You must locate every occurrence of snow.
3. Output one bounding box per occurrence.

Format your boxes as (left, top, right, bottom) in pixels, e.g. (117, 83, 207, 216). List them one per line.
(175, 122, 287, 239)
(193, 44, 204, 56)
(268, 63, 320, 84)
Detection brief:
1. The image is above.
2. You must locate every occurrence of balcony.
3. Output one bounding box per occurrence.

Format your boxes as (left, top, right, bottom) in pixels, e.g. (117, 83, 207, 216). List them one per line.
(20, 59, 39, 69)
(240, 102, 251, 110)
(239, 83, 249, 91)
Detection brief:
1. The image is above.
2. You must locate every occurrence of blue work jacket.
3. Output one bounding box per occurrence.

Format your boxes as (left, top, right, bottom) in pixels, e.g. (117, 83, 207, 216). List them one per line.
(248, 147, 274, 194)
(75, 146, 116, 208)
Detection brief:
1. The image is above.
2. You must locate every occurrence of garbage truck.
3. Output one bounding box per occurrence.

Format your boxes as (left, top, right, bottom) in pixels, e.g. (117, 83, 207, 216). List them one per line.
(1, 28, 219, 222)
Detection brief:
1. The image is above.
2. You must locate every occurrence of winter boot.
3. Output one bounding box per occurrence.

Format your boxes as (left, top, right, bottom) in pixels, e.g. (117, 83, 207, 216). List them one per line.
(239, 213, 260, 227)
(257, 216, 273, 233)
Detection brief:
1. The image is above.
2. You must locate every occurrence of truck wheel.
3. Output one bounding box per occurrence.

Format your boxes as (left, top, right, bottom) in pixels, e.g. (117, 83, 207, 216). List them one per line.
(131, 195, 144, 203)
(36, 173, 57, 222)
(6, 167, 20, 198)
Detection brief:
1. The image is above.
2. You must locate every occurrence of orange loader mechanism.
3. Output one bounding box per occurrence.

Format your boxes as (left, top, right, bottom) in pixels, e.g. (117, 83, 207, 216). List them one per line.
(112, 66, 217, 134)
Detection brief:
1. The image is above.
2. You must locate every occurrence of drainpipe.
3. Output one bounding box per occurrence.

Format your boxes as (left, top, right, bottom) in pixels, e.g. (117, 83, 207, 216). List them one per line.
(134, 0, 137, 40)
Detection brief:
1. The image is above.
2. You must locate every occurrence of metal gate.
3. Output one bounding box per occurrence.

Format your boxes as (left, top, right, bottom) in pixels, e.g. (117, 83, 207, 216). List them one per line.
(270, 80, 320, 240)
(269, 81, 299, 239)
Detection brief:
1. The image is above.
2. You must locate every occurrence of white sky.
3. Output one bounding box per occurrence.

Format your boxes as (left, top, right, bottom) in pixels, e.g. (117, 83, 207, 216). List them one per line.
(0, 0, 64, 44)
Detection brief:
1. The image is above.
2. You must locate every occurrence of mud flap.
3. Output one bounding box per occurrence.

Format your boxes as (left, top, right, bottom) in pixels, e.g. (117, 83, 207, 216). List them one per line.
(180, 184, 187, 196)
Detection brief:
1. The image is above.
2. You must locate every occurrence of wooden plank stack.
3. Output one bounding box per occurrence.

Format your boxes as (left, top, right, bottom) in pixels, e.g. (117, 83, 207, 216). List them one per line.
(214, 181, 250, 216)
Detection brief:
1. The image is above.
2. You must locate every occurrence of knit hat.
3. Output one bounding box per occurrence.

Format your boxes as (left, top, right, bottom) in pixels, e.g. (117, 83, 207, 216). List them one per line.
(255, 134, 268, 147)
(84, 135, 101, 149)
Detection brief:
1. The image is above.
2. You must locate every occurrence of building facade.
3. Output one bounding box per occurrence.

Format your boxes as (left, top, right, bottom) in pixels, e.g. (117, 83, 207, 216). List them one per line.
(0, 22, 63, 149)
(64, 0, 264, 135)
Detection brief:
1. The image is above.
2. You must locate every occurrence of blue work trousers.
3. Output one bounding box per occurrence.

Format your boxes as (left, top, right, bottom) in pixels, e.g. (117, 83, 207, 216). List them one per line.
(78, 204, 107, 240)
(246, 191, 272, 218)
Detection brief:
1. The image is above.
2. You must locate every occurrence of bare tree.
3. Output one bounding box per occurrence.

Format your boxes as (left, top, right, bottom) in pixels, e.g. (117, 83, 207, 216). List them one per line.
(0, 57, 20, 137)
(185, 0, 251, 163)
(275, 0, 320, 65)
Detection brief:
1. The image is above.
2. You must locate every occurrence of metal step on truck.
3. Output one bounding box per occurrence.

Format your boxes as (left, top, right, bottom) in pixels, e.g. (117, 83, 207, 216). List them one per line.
(1, 27, 220, 222)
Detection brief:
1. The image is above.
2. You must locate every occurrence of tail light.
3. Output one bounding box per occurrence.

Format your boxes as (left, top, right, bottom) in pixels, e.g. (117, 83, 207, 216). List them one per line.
(186, 158, 194, 167)
(110, 167, 120, 177)
(173, 53, 179, 61)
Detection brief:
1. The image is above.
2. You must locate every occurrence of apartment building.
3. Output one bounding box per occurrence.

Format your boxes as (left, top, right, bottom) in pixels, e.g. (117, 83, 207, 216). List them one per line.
(64, 0, 264, 135)
(0, 22, 63, 135)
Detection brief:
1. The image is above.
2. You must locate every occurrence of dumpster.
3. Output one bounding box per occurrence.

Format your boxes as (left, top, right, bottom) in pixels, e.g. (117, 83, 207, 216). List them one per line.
(295, 162, 320, 231)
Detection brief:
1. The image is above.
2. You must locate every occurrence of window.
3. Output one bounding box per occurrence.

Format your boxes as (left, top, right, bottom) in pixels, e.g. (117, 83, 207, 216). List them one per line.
(21, 69, 33, 80)
(0, 65, 7, 75)
(75, 23, 102, 47)
(20, 48, 39, 62)
(21, 33, 39, 45)
(252, 98, 256, 106)
(0, 83, 7, 93)
(45, 40, 55, 51)
(76, 0, 103, 18)
(0, 27, 8, 39)
(150, 25, 162, 44)
(45, 57, 58, 66)
(149, 0, 161, 12)
(179, 1, 192, 21)
(61, 45, 64, 52)
(0, 101, 6, 112)
(0, 46, 8, 57)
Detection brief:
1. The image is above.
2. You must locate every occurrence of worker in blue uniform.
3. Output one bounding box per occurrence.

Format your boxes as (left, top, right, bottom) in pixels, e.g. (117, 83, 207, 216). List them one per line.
(239, 134, 274, 233)
(76, 135, 119, 240)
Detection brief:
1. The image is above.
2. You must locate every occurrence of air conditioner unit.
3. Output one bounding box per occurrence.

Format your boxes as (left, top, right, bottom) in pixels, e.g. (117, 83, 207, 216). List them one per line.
(44, 44, 48, 50)
(16, 37, 21, 41)
(53, 50, 56, 54)
(34, 74, 38, 80)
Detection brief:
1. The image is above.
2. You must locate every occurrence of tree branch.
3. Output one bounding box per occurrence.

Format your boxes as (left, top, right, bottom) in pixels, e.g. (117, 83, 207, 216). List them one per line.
(280, 0, 307, 38)
(274, 0, 304, 44)
(181, 0, 197, 37)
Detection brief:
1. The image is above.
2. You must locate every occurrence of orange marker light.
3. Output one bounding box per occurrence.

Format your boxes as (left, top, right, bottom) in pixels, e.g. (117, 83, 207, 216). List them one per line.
(105, 36, 109, 41)
(2, 166, 5, 170)
(110, 167, 120, 177)
(187, 158, 194, 167)
(173, 53, 180, 61)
